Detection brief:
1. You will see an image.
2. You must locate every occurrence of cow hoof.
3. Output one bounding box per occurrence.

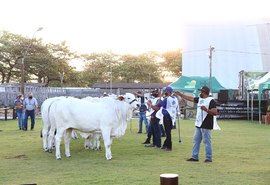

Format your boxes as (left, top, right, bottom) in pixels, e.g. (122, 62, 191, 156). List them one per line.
(106, 156, 112, 160)
(66, 155, 71, 158)
(48, 149, 52, 153)
(56, 157, 61, 160)
(44, 148, 49, 152)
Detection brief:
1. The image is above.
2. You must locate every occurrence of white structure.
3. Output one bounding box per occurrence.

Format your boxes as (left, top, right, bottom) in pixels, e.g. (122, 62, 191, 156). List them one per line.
(182, 19, 270, 89)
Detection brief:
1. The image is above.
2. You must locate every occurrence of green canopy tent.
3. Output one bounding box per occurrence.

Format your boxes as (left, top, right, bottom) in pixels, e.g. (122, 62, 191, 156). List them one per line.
(258, 78, 270, 123)
(169, 75, 225, 95)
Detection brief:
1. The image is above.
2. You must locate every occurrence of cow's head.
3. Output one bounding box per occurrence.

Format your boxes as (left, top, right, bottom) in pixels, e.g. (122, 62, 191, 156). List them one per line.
(122, 93, 139, 109)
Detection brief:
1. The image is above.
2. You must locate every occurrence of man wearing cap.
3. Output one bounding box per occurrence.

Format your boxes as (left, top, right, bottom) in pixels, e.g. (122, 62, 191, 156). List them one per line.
(23, 92, 38, 131)
(175, 86, 220, 162)
(147, 86, 178, 151)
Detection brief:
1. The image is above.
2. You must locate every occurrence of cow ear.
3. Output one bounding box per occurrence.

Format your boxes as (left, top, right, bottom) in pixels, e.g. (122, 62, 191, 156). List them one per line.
(118, 96, 124, 101)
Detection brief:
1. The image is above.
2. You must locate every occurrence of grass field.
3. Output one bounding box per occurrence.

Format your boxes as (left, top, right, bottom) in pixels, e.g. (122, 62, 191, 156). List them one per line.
(0, 118, 270, 185)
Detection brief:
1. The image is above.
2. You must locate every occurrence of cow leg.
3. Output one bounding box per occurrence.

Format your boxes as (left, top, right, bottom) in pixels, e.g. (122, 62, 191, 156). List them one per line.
(42, 126, 49, 152)
(95, 133, 102, 151)
(84, 136, 91, 149)
(71, 129, 78, 140)
(102, 129, 113, 160)
(55, 128, 64, 160)
(64, 129, 72, 158)
(47, 126, 56, 153)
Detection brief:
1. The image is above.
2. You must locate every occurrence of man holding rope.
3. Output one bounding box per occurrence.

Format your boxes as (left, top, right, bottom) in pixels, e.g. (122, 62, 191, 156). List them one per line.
(175, 86, 220, 162)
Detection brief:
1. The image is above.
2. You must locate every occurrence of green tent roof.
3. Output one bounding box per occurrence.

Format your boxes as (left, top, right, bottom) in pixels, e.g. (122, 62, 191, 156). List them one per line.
(169, 76, 225, 94)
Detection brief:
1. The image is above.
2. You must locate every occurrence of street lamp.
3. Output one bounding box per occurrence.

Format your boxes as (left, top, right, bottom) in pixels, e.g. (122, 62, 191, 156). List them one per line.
(20, 27, 43, 95)
(208, 45, 215, 95)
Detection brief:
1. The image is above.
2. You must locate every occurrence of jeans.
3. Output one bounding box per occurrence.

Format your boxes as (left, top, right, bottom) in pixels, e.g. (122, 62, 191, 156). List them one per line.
(16, 110, 24, 129)
(24, 110, 35, 130)
(138, 112, 149, 133)
(151, 117, 161, 147)
(191, 127, 212, 160)
(160, 124, 165, 136)
(162, 114, 172, 149)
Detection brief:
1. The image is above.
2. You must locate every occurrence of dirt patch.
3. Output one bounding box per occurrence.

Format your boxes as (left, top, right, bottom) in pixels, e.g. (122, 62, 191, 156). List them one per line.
(5, 154, 28, 159)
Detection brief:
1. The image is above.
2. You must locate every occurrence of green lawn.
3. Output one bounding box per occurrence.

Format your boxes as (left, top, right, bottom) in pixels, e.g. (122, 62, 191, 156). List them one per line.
(0, 118, 270, 185)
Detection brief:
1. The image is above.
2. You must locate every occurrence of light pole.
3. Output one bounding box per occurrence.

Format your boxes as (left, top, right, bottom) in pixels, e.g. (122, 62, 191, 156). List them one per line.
(20, 27, 43, 95)
(110, 62, 112, 94)
(208, 45, 215, 95)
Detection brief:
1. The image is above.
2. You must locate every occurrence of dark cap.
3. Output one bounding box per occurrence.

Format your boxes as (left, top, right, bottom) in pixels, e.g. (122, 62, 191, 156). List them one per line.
(151, 89, 159, 94)
(198, 86, 210, 95)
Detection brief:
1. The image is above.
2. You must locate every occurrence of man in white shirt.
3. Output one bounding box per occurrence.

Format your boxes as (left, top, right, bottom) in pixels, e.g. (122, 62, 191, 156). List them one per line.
(23, 92, 38, 131)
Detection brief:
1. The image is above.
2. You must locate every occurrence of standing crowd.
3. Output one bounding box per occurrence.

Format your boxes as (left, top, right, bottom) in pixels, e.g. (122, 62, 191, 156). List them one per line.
(14, 92, 38, 131)
(136, 85, 220, 163)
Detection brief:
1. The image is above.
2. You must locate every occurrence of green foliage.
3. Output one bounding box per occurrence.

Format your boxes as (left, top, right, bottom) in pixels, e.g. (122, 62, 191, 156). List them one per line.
(161, 49, 182, 77)
(0, 30, 181, 87)
(115, 53, 162, 83)
(0, 119, 270, 185)
(0, 31, 76, 86)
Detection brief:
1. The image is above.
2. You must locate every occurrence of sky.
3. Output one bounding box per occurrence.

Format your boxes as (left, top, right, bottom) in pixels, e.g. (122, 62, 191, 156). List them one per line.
(0, 0, 270, 55)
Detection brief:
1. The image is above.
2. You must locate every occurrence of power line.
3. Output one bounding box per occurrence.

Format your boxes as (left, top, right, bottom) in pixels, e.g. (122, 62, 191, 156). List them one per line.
(216, 49, 270, 55)
(182, 48, 270, 55)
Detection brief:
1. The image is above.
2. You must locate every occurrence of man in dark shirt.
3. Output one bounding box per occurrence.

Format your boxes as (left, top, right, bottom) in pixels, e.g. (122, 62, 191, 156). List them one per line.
(175, 86, 218, 162)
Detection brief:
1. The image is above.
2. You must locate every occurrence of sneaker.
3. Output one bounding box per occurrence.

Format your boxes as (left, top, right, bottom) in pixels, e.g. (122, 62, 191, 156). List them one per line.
(161, 146, 166, 150)
(137, 131, 142, 134)
(204, 159, 212, 163)
(186, 158, 199, 162)
(144, 144, 155, 147)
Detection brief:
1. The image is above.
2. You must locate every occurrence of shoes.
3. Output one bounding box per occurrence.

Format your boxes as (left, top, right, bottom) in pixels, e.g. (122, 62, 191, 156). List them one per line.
(161, 147, 172, 151)
(22, 128, 27, 131)
(204, 159, 212, 163)
(186, 158, 199, 162)
(137, 131, 142, 134)
(142, 140, 150, 144)
(144, 144, 155, 147)
(164, 148, 172, 151)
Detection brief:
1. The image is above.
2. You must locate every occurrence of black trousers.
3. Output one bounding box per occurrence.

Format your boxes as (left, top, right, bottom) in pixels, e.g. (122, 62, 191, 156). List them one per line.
(162, 114, 172, 149)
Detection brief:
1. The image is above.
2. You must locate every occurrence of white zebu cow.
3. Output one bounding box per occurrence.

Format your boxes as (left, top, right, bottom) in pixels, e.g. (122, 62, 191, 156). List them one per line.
(49, 93, 138, 160)
(41, 96, 67, 151)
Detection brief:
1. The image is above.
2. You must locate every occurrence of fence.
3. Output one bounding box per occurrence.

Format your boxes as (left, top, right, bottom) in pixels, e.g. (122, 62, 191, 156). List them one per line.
(0, 85, 102, 108)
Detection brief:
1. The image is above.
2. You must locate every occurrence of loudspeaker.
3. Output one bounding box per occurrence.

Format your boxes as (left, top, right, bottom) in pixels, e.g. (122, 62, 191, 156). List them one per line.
(218, 90, 229, 102)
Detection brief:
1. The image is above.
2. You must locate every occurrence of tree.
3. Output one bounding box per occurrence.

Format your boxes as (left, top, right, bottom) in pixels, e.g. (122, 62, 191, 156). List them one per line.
(161, 49, 182, 77)
(0, 31, 27, 83)
(114, 53, 162, 83)
(0, 31, 76, 86)
(81, 52, 119, 87)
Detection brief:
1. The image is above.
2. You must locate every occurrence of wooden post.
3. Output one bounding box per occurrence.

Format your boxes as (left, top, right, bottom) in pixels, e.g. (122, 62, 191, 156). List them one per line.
(4, 107, 8, 121)
(160, 173, 179, 185)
